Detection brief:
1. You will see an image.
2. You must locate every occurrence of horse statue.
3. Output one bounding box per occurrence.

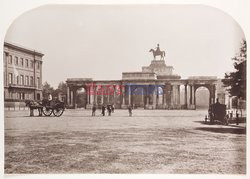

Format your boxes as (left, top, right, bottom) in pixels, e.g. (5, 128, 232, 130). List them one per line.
(25, 100, 43, 116)
(149, 44, 166, 60)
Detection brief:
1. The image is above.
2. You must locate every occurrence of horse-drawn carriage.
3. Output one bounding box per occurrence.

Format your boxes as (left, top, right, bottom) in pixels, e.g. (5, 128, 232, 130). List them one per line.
(207, 101, 228, 125)
(25, 99, 65, 117)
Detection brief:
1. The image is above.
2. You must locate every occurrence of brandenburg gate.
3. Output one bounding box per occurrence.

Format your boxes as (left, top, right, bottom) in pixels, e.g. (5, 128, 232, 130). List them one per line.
(66, 45, 219, 109)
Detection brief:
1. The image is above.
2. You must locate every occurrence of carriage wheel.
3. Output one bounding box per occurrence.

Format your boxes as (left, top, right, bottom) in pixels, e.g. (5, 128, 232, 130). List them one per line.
(42, 107, 53, 116)
(53, 108, 64, 117)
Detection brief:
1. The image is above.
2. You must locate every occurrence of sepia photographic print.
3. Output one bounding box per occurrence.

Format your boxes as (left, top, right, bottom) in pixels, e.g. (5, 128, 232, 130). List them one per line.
(2, 3, 247, 176)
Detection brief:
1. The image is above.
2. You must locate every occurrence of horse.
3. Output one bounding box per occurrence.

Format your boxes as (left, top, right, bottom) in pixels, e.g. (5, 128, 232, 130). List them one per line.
(149, 49, 166, 60)
(25, 100, 43, 116)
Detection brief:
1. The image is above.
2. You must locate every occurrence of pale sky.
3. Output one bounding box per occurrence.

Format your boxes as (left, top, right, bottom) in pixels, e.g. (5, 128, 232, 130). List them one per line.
(5, 5, 245, 88)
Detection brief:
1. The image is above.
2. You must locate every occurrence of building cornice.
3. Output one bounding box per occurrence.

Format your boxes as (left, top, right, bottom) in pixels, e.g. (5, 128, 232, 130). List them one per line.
(4, 42, 44, 57)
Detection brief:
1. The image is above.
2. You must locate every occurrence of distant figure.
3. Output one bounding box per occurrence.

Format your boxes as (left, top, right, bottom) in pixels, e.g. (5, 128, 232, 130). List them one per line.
(92, 104, 96, 116)
(236, 110, 239, 125)
(101, 105, 106, 116)
(226, 111, 230, 122)
(47, 93, 52, 105)
(208, 105, 213, 123)
(48, 93, 52, 101)
(205, 115, 208, 123)
(111, 104, 115, 113)
(128, 105, 133, 117)
(215, 98, 220, 105)
(107, 105, 112, 116)
(230, 110, 233, 121)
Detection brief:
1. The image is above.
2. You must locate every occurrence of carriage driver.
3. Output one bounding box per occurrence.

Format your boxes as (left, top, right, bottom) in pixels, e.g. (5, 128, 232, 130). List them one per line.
(48, 93, 53, 106)
(48, 93, 52, 101)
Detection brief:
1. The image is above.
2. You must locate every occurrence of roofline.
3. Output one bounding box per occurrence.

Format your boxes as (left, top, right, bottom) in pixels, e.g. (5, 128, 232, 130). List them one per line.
(4, 41, 44, 57)
(122, 72, 156, 74)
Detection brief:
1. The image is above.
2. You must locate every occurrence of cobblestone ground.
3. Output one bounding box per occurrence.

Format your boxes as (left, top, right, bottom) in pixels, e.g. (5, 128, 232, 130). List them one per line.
(4, 109, 246, 174)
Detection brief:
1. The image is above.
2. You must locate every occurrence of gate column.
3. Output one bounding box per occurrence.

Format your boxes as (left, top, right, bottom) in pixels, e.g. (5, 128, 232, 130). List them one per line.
(192, 85, 195, 105)
(128, 85, 131, 105)
(153, 87, 157, 109)
(177, 85, 180, 105)
(163, 85, 167, 107)
(184, 84, 188, 109)
(72, 88, 77, 108)
(189, 85, 193, 105)
(67, 86, 70, 107)
(122, 86, 125, 105)
(194, 86, 197, 109)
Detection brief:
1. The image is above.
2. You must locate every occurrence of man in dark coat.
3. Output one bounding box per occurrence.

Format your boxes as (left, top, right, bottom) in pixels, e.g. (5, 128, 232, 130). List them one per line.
(107, 105, 112, 116)
(101, 104, 106, 116)
(128, 105, 133, 117)
(92, 104, 96, 116)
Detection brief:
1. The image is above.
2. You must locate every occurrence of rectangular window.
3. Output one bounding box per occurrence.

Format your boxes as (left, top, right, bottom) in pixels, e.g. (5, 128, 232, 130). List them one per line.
(8, 55, 12, 64)
(25, 59, 29, 68)
(25, 76, 29, 86)
(14, 92, 17, 99)
(20, 58, 24, 66)
(20, 75, 24, 85)
(8, 73, 13, 84)
(16, 75, 19, 85)
(20, 92, 24, 100)
(30, 60, 34, 68)
(13, 75, 16, 85)
(15, 56, 18, 65)
(37, 77, 40, 88)
(30, 76, 34, 86)
(37, 62, 40, 69)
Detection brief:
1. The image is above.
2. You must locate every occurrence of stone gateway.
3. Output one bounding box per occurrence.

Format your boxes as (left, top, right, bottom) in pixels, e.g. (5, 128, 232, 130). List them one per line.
(66, 54, 225, 109)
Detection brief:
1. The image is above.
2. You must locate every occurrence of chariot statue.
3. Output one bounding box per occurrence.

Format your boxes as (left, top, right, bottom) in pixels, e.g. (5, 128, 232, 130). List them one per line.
(149, 44, 166, 60)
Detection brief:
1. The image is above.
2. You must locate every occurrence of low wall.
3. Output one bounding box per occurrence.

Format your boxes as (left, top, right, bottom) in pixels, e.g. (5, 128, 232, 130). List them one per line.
(4, 101, 29, 110)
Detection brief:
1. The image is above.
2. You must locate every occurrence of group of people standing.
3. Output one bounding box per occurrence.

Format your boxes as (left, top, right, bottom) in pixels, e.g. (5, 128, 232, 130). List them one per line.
(91, 104, 133, 117)
(91, 104, 114, 116)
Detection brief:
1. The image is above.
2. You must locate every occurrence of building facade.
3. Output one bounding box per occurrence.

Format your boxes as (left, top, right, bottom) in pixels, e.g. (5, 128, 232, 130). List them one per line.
(3, 42, 44, 108)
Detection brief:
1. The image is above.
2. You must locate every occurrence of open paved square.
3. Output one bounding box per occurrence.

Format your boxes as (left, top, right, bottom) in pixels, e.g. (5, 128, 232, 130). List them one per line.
(4, 109, 246, 174)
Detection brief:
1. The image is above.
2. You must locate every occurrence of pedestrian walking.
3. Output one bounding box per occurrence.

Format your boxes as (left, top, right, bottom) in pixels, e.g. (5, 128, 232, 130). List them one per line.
(107, 105, 112, 116)
(101, 104, 106, 116)
(92, 104, 96, 116)
(236, 110, 239, 125)
(128, 105, 133, 117)
(230, 110, 233, 121)
(205, 115, 208, 123)
(111, 104, 115, 113)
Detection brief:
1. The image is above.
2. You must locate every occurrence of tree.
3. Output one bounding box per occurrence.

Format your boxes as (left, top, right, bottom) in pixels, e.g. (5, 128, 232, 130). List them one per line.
(42, 81, 54, 98)
(222, 40, 247, 100)
(52, 81, 66, 96)
(57, 81, 67, 94)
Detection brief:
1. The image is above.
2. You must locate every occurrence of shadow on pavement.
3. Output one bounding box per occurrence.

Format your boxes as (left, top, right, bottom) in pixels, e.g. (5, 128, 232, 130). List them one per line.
(195, 127, 246, 134)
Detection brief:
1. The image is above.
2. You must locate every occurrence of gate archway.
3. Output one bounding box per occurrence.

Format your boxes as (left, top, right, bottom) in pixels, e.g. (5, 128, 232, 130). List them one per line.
(193, 84, 216, 107)
(76, 87, 87, 108)
(131, 86, 147, 108)
(195, 86, 210, 109)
